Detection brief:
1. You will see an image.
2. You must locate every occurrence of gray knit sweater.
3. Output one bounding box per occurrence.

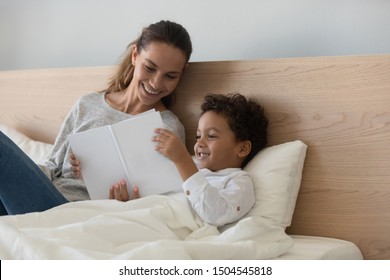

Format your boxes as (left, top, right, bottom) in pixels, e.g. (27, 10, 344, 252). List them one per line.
(40, 92, 185, 201)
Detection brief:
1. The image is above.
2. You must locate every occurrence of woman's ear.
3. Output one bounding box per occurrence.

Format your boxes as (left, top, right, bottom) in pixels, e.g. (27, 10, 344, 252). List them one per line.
(238, 140, 252, 158)
(131, 46, 138, 65)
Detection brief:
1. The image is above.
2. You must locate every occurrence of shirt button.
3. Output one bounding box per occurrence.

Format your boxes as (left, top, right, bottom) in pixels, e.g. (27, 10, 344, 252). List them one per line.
(236, 206, 240, 211)
(186, 190, 190, 195)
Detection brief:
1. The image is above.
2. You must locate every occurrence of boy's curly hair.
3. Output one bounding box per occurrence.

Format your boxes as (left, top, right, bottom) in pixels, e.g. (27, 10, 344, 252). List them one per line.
(200, 93, 268, 168)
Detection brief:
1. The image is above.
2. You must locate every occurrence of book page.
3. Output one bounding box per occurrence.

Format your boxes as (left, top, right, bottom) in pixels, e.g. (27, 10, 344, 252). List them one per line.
(68, 126, 127, 199)
(68, 111, 183, 199)
(112, 111, 183, 197)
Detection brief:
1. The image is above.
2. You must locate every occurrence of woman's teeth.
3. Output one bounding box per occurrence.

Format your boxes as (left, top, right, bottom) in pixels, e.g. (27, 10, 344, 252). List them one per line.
(143, 84, 159, 95)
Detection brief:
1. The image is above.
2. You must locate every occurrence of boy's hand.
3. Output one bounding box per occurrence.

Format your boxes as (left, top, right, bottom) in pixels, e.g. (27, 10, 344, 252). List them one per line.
(153, 128, 198, 181)
(153, 128, 189, 163)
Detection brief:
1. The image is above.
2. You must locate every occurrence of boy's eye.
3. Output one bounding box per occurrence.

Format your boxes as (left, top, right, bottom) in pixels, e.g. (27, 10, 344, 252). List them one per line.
(196, 134, 218, 140)
(166, 74, 177, 80)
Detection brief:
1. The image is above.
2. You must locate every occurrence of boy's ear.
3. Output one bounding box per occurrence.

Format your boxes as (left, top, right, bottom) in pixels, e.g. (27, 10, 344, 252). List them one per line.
(238, 140, 252, 158)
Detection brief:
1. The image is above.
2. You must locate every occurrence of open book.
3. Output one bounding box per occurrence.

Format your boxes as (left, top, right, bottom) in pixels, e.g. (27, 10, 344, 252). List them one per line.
(68, 110, 183, 199)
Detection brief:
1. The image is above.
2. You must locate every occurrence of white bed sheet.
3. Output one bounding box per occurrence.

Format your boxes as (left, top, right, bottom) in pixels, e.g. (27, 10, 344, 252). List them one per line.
(275, 235, 363, 260)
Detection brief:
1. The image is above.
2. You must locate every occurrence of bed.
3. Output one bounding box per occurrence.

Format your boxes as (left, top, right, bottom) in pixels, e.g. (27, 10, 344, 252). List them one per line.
(0, 54, 389, 260)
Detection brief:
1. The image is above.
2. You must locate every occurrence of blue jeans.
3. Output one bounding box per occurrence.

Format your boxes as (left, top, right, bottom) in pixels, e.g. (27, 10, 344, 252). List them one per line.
(0, 131, 68, 215)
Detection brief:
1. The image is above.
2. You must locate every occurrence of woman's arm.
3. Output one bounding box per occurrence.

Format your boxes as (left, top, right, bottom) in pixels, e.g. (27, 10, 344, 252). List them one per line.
(45, 106, 78, 179)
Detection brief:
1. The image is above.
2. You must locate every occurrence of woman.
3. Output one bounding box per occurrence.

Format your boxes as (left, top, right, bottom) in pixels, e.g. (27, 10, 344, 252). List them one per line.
(0, 20, 192, 215)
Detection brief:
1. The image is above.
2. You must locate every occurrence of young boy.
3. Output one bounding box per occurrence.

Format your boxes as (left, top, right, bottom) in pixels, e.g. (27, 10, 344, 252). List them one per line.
(153, 93, 268, 226)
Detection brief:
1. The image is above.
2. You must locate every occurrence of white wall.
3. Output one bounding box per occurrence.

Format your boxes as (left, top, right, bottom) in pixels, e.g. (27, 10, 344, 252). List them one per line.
(1, 0, 390, 70)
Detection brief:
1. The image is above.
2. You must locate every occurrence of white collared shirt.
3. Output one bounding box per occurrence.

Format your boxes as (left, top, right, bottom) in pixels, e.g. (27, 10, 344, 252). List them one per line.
(182, 168, 255, 226)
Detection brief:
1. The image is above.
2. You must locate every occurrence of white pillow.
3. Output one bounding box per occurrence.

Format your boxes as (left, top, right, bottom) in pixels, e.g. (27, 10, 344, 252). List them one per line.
(0, 124, 53, 165)
(244, 140, 307, 229)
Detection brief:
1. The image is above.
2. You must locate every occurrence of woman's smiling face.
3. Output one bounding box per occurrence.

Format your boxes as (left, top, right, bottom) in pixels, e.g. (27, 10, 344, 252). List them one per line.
(131, 41, 187, 106)
(194, 111, 247, 171)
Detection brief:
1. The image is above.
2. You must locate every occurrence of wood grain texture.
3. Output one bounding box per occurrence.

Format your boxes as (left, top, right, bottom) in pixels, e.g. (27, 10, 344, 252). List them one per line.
(0, 66, 114, 143)
(0, 55, 389, 259)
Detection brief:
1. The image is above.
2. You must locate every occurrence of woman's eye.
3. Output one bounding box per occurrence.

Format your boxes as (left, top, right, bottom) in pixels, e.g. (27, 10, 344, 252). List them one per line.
(208, 134, 217, 139)
(145, 65, 154, 72)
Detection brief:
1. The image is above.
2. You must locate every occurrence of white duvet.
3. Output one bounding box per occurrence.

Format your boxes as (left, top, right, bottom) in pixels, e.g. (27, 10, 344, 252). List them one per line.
(0, 192, 292, 260)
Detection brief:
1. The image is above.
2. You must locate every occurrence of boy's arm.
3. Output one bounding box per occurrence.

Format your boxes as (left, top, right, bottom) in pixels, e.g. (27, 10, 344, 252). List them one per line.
(153, 128, 198, 181)
(184, 171, 255, 226)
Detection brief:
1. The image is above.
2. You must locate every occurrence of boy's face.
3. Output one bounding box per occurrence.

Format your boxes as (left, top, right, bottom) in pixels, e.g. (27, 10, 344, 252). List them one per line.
(194, 111, 249, 171)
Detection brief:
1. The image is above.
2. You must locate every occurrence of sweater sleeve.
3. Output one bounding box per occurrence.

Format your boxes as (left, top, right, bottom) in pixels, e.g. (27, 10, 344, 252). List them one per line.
(182, 170, 255, 226)
(44, 104, 78, 179)
(161, 110, 185, 143)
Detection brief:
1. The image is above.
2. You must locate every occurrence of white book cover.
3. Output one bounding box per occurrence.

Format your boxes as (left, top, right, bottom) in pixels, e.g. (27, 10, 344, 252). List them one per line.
(68, 110, 183, 199)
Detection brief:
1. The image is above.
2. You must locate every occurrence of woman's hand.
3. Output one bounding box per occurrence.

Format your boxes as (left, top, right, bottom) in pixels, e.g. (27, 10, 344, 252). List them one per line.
(70, 152, 82, 179)
(109, 179, 140, 201)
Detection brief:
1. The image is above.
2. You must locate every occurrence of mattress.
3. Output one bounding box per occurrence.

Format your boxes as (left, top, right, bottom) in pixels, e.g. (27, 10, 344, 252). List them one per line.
(275, 235, 363, 260)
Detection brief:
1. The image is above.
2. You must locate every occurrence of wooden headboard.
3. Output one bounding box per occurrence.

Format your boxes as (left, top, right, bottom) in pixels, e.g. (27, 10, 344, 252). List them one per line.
(0, 55, 389, 259)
